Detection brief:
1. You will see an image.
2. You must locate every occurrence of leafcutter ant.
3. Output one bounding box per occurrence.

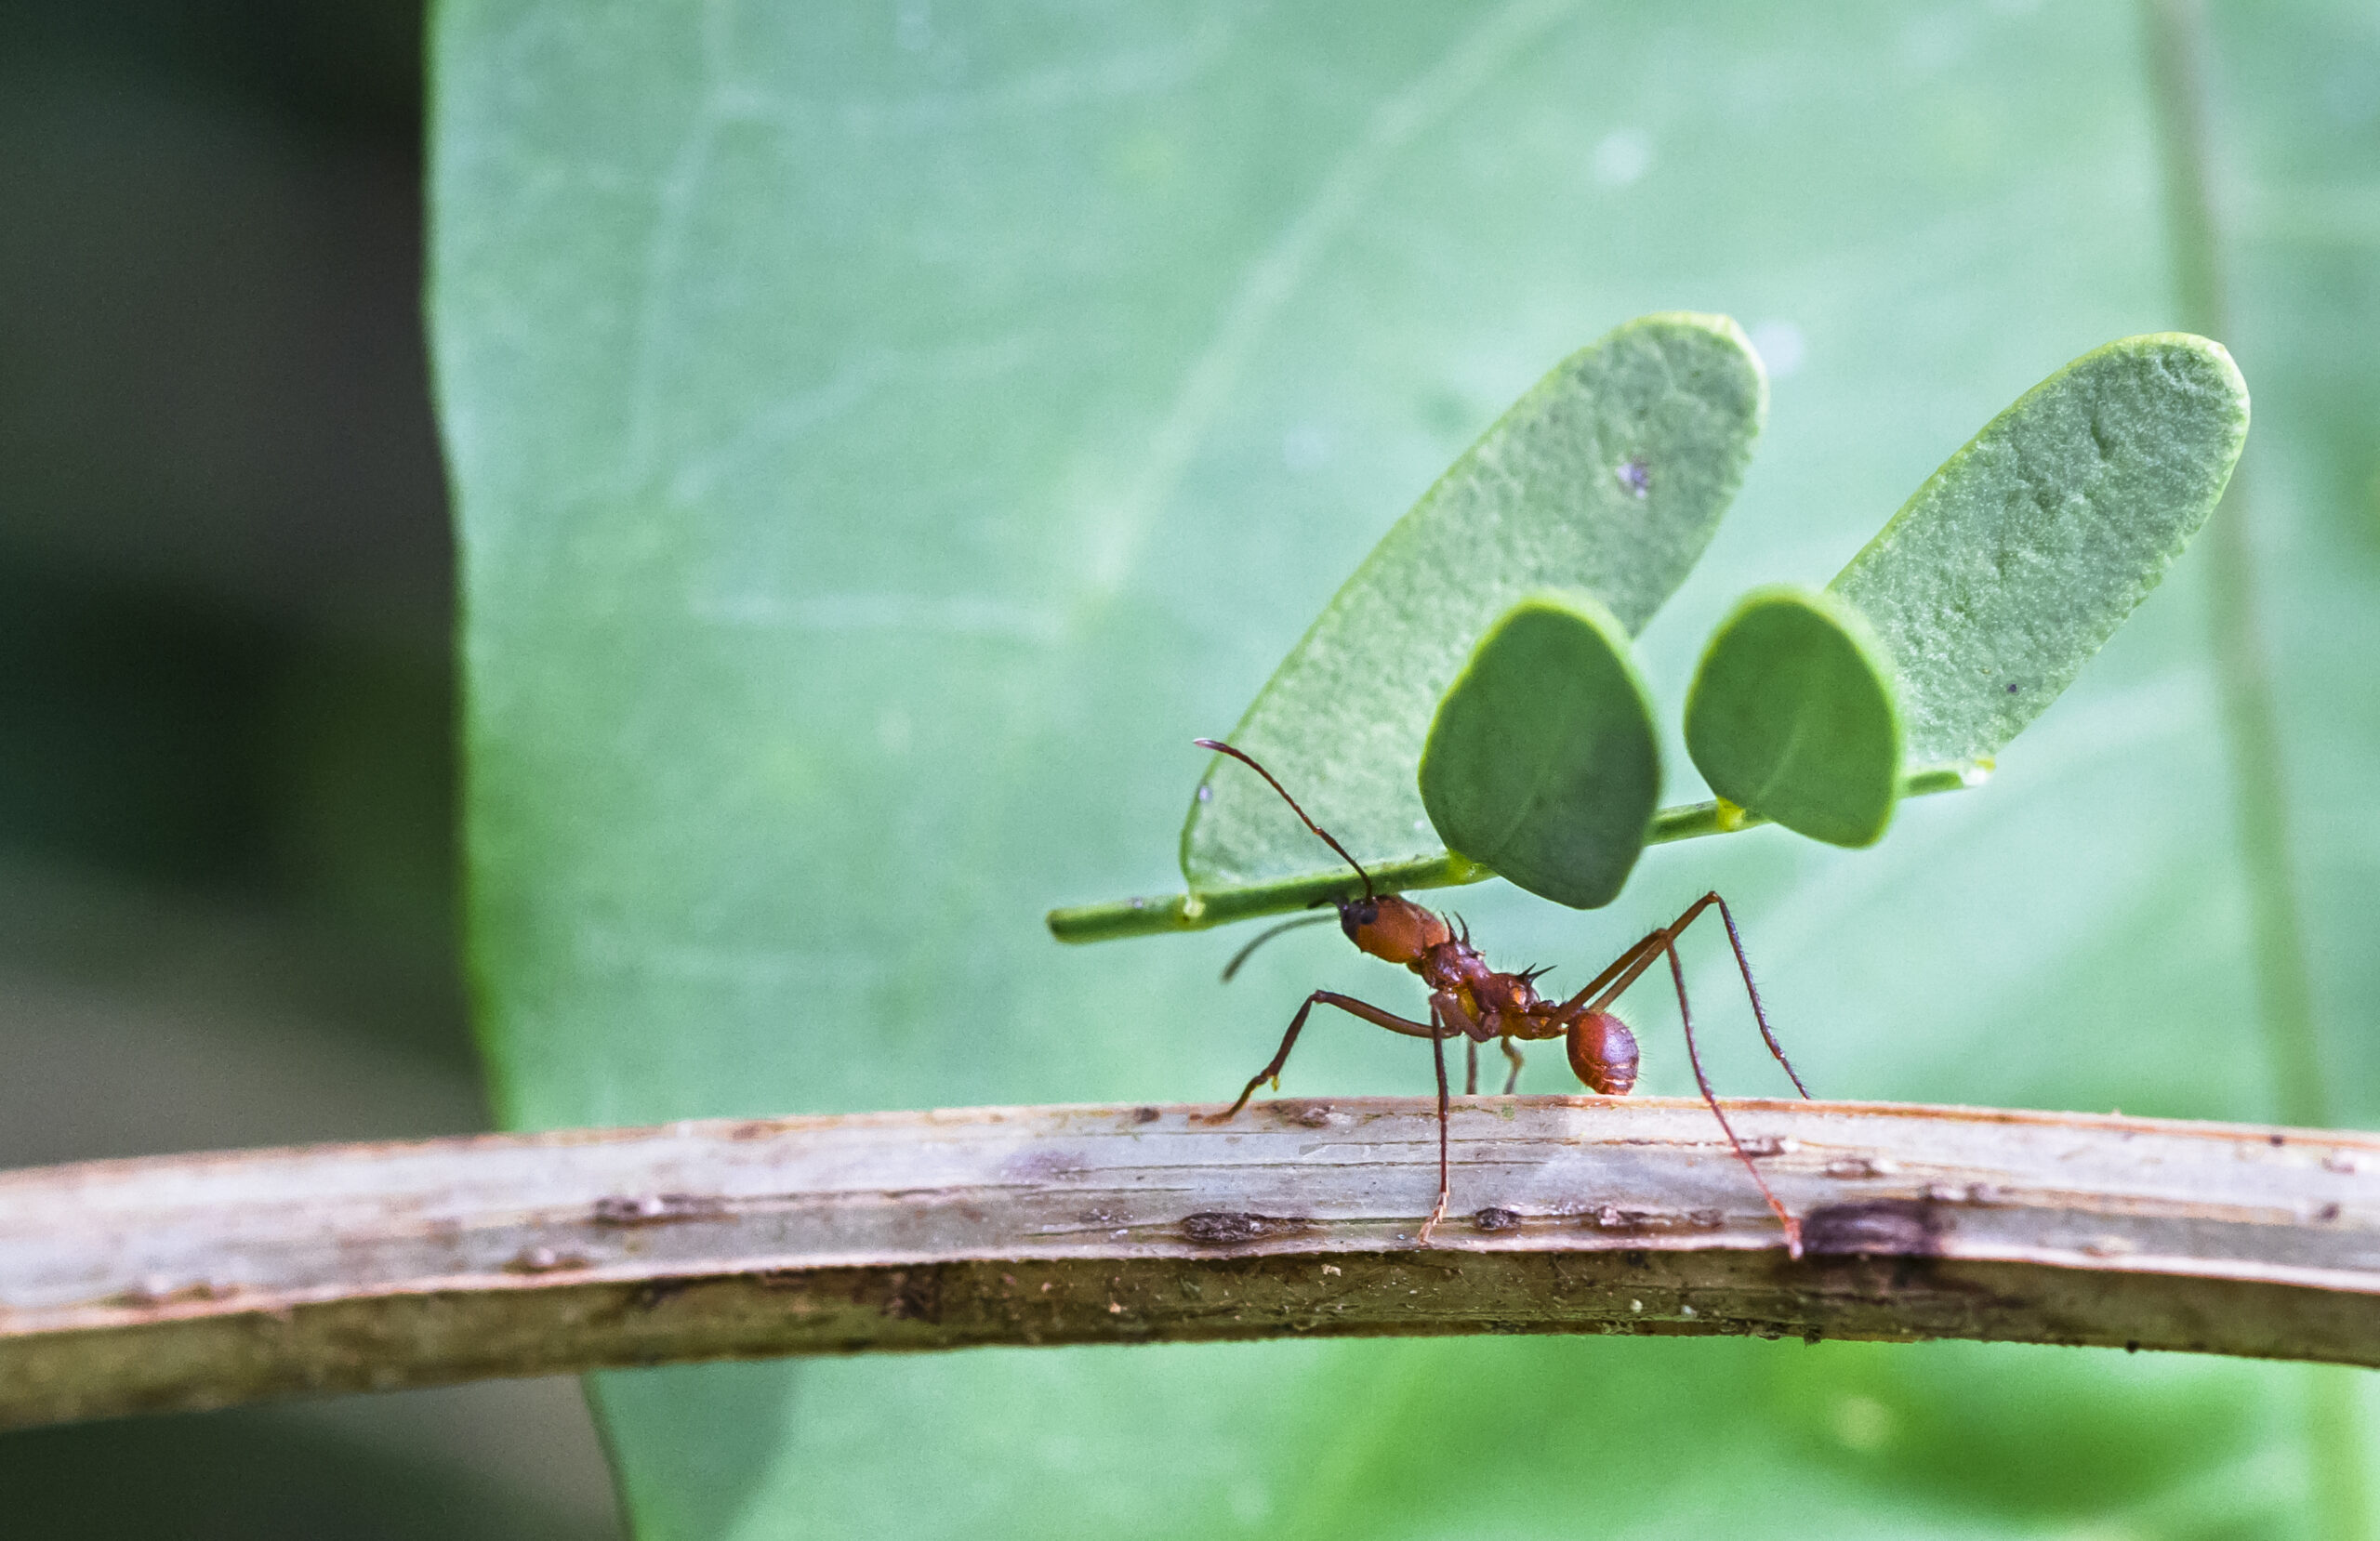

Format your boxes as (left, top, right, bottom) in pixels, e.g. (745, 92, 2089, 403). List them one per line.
(1195, 739, 1811, 1253)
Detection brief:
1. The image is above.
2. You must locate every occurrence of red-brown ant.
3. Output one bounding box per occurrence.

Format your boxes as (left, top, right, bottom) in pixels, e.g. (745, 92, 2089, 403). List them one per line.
(1194, 739, 1811, 1254)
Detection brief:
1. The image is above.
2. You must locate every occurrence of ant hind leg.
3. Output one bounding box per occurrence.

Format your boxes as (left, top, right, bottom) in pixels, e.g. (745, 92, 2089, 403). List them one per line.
(1560, 892, 1812, 1100)
(1501, 1037, 1525, 1096)
(1704, 892, 1812, 1099)
(1659, 937, 1803, 1258)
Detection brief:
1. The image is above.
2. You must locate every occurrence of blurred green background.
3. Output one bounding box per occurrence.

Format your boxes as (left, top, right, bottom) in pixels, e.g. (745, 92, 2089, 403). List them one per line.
(0, 1, 621, 1534)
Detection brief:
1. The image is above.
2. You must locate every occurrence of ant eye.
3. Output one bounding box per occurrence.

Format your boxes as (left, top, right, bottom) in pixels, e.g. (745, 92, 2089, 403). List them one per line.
(1338, 900, 1378, 938)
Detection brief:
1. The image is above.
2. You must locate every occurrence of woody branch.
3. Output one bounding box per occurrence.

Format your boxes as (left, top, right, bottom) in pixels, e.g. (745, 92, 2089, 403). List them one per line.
(5, 1096, 2376, 1429)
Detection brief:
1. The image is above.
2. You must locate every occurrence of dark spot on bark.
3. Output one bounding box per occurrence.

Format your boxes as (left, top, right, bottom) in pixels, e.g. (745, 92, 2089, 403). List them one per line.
(2270, 1132, 2287, 1147)
(1131, 1105, 1161, 1123)
(109, 1278, 238, 1309)
(1180, 1211, 1309, 1245)
(2126, 1339, 2141, 1353)
(593, 1192, 727, 1227)
(1472, 1206, 1522, 1232)
(631, 1277, 698, 1311)
(1804, 1199, 1946, 1258)
(2317, 1202, 2342, 1222)
(880, 1268, 943, 1323)
(1265, 1100, 1336, 1127)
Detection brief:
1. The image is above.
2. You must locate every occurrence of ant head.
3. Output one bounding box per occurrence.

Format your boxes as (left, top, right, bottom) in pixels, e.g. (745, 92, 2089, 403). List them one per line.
(1340, 892, 1451, 966)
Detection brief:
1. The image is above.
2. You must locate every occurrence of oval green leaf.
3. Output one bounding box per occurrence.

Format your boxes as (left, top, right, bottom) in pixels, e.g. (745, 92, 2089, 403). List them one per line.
(1182, 312, 1765, 895)
(1830, 333, 2248, 767)
(1685, 586, 1903, 849)
(1418, 592, 1659, 909)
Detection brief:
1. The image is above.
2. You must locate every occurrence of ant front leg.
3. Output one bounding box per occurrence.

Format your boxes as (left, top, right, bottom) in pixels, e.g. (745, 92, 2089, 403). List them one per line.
(1204, 990, 1436, 1123)
(1501, 1037, 1526, 1096)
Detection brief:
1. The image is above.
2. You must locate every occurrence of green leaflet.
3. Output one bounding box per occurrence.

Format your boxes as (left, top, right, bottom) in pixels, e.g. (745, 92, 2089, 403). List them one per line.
(1181, 312, 1764, 894)
(1685, 586, 1903, 849)
(1829, 334, 2248, 767)
(1681, 336, 2243, 855)
(1419, 592, 1659, 908)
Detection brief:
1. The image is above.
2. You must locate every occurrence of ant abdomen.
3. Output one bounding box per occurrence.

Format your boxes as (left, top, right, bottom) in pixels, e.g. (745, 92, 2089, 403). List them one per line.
(1567, 1011, 1640, 1097)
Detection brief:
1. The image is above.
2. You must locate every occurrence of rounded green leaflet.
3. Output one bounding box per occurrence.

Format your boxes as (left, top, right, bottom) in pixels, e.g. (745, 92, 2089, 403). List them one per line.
(1685, 586, 1904, 849)
(1829, 333, 2249, 767)
(1418, 591, 1659, 910)
(1182, 312, 1765, 896)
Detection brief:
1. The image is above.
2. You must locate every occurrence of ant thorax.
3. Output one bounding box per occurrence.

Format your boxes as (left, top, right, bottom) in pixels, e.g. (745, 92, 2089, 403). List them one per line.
(1417, 937, 1556, 1038)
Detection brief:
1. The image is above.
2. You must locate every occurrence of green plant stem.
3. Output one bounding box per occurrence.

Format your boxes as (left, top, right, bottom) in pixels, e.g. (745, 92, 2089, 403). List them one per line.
(1048, 766, 1980, 942)
(2143, 0, 2328, 1135)
(2141, 4, 2366, 1536)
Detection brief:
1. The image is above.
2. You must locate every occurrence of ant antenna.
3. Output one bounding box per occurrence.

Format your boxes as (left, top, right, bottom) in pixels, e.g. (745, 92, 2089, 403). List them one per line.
(1219, 912, 1337, 982)
(1194, 739, 1377, 902)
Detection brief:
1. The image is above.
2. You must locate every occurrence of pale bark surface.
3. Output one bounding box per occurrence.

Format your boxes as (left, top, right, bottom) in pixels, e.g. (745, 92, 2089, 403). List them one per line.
(5, 1095, 2376, 1429)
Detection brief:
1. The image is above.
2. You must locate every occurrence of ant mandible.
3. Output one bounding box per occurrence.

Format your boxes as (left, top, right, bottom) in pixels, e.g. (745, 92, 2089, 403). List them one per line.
(1193, 739, 1812, 1254)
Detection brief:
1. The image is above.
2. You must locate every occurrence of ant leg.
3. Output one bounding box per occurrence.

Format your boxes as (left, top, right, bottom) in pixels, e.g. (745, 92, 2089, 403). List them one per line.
(1555, 929, 1665, 1018)
(1417, 1005, 1452, 1245)
(1205, 991, 1435, 1123)
(1703, 892, 1810, 1099)
(1659, 936, 1803, 1258)
(1501, 1037, 1526, 1096)
(1438, 994, 1492, 1097)
(1556, 893, 1811, 1100)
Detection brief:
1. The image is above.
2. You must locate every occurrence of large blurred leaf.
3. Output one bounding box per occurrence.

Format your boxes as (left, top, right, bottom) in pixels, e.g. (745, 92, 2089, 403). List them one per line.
(1181, 311, 1763, 893)
(432, 2, 2380, 1538)
(1419, 590, 1660, 907)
